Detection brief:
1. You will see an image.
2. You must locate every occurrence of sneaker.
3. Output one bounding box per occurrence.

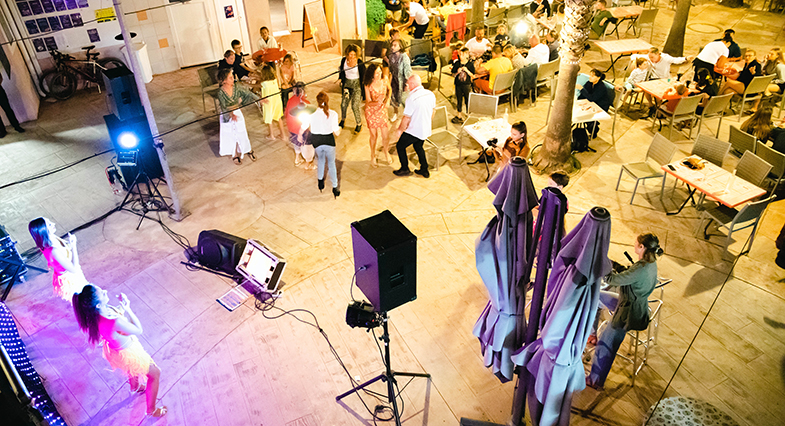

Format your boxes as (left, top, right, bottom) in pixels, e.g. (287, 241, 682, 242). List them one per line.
(414, 168, 430, 178)
(393, 168, 412, 176)
(451, 116, 464, 124)
(339, 120, 345, 128)
(355, 125, 362, 133)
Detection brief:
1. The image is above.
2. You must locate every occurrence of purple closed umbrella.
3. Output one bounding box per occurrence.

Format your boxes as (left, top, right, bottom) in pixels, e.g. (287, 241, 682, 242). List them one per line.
(473, 158, 539, 383)
(511, 207, 612, 426)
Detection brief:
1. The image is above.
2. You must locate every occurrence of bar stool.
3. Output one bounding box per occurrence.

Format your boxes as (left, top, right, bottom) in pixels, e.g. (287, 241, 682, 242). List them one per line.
(586, 277, 672, 387)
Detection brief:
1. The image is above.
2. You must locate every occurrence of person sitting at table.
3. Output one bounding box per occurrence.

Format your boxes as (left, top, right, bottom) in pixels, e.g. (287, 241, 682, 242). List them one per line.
(590, 1, 616, 39)
(277, 53, 300, 108)
(577, 69, 613, 139)
(719, 49, 761, 97)
(715, 29, 742, 61)
(229, 40, 252, 79)
(217, 50, 238, 78)
(504, 45, 527, 70)
(741, 106, 774, 142)
(652, 82, 690, 124)
(694, 35, 732, 80)
(767, 119, 785, 154)
(466, 28, 493, 60)
(398, 0, 430, 39)
(530, 0, 551, 19)
(545, 30, 560, 62)
(339, 44, 366, 133)
(631, 47, 688, 80)
(257, 26, 278, 51)
(475, 44, 513, 94)
(751, 47, 785, 112)
(694, 68, 719, 114)
(493, 121, 530, 167)
(494, 24, 510, 48)
(624, 57, 649, 111)
(522, 34, 551, 67)
(435, 0, 457, 36)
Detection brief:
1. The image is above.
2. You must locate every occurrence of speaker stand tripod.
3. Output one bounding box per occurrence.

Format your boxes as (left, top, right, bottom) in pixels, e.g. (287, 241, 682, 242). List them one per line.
(118, 167, 171, 230)
(336, 312, 430, 426)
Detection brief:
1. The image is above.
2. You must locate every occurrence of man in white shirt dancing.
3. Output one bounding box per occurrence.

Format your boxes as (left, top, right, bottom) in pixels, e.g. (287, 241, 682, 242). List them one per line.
(393, 75, 436, 178)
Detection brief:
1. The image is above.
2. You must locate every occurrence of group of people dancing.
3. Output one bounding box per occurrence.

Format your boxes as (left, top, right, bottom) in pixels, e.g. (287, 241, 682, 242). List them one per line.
(26, 218, 167, 418)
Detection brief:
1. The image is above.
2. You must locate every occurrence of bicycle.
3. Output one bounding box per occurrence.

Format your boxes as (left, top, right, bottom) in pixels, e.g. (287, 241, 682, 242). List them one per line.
(39, 45, 126, 100)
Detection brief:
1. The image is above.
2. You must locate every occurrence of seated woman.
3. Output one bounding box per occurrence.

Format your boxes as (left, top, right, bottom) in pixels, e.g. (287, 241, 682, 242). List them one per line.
(587, 233, 663, 390)
(493, 121, 530, 167)
(741, 106, 774, 142)
(720, 49, 762, 96)
(577, 69, 613, 138)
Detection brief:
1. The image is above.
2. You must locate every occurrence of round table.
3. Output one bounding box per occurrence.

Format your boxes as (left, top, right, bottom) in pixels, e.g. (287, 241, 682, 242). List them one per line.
(252, 48, 287, 65)
(646, 397, 740, 426)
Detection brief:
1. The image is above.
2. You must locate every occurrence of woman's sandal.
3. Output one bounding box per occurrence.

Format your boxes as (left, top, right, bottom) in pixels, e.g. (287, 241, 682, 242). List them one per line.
(232, 156, 242, 165)
(248, 151, 257, 161)
(147, 406, 168, 417)
(585, 376, 603, 391)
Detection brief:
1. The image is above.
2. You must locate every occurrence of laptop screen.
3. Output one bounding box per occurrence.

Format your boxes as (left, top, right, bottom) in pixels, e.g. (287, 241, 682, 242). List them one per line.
(236, 240, 286, 292)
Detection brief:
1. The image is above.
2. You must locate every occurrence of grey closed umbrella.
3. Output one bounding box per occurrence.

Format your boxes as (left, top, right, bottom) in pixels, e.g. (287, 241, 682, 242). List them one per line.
(473, 158, 539, 383)
(511, 207, 612, 426)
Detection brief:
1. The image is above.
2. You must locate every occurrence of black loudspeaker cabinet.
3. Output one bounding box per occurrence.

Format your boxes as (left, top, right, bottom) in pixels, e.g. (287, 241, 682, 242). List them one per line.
(102, 66, 144, 121)
(197, 230, 247, 276)
(104, 113, 164, 184)
(351, 210, 417, 313)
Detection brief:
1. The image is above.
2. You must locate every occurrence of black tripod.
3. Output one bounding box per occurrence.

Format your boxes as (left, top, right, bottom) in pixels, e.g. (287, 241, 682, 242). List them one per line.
(336, 312, 430, 426)
(118, 165, 171, 230)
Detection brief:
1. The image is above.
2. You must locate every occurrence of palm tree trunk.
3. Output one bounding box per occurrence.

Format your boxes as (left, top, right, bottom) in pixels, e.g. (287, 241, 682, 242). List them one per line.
(471, 0, 484, 32)
(663, 0, 692, 57)
(530, 0, 594, 174)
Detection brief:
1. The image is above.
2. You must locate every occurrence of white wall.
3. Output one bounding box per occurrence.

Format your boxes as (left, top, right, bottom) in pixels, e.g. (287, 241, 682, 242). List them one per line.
(286, 0, 306, 32)
(0, 45, 40, 123)
(122, 0, 180, 75)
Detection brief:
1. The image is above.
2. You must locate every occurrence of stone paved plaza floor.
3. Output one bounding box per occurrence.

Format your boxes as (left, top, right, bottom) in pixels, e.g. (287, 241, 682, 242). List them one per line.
(1, 2, 784, 425)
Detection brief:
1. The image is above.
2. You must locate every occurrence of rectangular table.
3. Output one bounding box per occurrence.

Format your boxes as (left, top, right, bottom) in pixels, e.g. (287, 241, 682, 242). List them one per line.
(608, 6, 643, 38)
(594, 38, 652, 82)
(661, 156, 767, 215)
(636, 78, 676, 101)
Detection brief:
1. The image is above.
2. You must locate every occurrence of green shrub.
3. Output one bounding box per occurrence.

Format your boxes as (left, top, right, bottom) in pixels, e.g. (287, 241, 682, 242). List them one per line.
(366, 0, 386, 39)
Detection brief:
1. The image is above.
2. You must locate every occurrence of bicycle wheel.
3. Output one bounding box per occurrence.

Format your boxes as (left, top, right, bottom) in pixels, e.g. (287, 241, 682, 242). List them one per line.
(38, 69, 60, 96)
(49, 72, 77, 100)
(98, 57, 126, 70)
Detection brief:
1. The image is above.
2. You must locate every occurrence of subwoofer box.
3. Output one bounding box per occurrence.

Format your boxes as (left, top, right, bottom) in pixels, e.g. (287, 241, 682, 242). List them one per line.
(197, 230, 246, 276)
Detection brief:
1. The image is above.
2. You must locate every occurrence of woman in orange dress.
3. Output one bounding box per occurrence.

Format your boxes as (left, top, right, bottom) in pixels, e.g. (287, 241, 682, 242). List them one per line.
(363, 63, 392, 167)
(28, 217, 89, 302)
(73, 284, 167, 417)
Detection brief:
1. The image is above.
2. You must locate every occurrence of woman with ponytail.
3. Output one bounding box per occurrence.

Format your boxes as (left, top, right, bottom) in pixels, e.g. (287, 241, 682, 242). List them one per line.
(299, 91, 342, 198)
(73, 285, 166, 417)
(586, 233, 663, 390)
(28, 217, 88, 301)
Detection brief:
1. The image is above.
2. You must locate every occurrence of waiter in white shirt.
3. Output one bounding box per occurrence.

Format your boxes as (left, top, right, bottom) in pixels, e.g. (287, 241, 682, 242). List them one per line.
(632, 47, 688, 80)
(399, 0, 431, 39)
(393, 75, 436, 178)
(523, 34, 550, 66)
(694, 35, 732, 79)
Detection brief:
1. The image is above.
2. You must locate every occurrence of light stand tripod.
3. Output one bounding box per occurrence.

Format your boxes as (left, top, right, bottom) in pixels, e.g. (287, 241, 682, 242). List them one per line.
(118, 152, 171, 230)
(336, 312, 430, 426)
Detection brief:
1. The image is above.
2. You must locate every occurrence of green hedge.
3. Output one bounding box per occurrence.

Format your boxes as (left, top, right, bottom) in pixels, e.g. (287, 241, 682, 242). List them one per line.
(366, 0, 386, 38)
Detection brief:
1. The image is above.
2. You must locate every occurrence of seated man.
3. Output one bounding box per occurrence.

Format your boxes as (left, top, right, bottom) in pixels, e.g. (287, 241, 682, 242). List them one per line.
(590, 1, 617, 39)
(465, 28, 493, 59)
(257, 26, 278, 51)
(545, 30, 560, 62)
(230, 40, 252, 79)
(631, 47, 688, 80)
(475, 44, 513, 94)
(218, 50, 238, 79)
(522, 34, 550, 66)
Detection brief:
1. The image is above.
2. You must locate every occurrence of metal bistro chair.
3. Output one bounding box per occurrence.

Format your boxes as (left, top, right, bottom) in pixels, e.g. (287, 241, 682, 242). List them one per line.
(535, 57, 560, 120)
(652, 94, 702, 141)
(696, 195, 776, 258)
(436, 46, 454, 99)
(728, 125, 757, 157)
(490, 69, 516, 113)
(609, 86, 626, 144)
(425, 106, 461, 171)
(755, 141, 785, 189)
(631, 8, 659, 42)
(733, 74, 775, 121)
(616, 133, 677, 204)
(695, 93, 733, 139)
(693, 135, 731, 167)
(198, 65, 220, 112)
(460, 93, 499, 160)
(409, 39, 434, 83)
(485, 8, 506, 34)
(736, 150, 774, 188)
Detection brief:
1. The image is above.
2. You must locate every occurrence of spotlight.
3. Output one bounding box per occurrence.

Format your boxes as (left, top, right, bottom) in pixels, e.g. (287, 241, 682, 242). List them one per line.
(514, 21, 528, 35)
(118, 132, 138, 149)
(345, 301, 382, 329)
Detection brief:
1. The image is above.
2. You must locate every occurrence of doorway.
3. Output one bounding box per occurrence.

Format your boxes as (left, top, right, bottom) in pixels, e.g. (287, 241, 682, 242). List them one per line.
(269, 0, 288, 32)
(168, 0, 221, 67)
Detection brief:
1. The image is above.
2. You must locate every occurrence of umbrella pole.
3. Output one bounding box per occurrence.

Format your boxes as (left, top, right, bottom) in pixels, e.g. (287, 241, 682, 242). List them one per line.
(511, 190, 562, 426)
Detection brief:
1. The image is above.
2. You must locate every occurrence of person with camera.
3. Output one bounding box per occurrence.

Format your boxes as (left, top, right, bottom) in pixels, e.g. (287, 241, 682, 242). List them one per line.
(492, 121, 530, 167)
(586, 233, 663, 390)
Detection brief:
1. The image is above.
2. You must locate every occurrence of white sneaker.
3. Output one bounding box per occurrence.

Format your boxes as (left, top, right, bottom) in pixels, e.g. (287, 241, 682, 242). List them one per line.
(391, 113, 398, 122)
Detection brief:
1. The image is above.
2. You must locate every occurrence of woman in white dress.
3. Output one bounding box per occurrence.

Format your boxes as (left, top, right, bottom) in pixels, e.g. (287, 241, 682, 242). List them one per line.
(217, 68, 260, 165)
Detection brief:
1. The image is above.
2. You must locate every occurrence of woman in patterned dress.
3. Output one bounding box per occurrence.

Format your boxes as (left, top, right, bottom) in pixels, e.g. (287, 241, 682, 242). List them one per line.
(387, 39, 412, 122)
(217, 68, 260, 165)
(363, 63, 392, 167)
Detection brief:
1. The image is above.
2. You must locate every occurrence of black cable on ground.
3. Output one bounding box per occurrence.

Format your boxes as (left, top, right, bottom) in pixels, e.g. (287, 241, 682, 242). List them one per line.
(0, 149, 113, 190)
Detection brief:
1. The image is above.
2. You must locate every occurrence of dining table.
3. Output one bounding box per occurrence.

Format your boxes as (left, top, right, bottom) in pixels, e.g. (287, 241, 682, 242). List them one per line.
(661, 155, 767, 215)
(607, 5, 644, 39)
(594, 38, 653, 82)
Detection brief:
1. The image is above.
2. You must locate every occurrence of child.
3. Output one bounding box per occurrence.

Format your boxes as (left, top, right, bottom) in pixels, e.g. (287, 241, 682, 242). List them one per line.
(451, 47, 475, 123)
(661, 82, 689, 113)
(548, 171, 570, 191)
(624, 57, 648, 109)
(259, 64, 287, 141)
(451, 40, 464, 62)
(494, 24, 510, 47)
(383, 16, 395, 39)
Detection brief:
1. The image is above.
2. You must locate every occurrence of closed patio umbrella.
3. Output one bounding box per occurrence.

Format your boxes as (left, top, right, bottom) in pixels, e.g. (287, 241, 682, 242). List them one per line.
(511, 207, 612, 426)
(472, 158, 539, 383)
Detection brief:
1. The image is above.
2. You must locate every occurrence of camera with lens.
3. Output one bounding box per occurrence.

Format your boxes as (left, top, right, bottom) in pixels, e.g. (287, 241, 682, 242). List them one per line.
(487, 138, 498, 148)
